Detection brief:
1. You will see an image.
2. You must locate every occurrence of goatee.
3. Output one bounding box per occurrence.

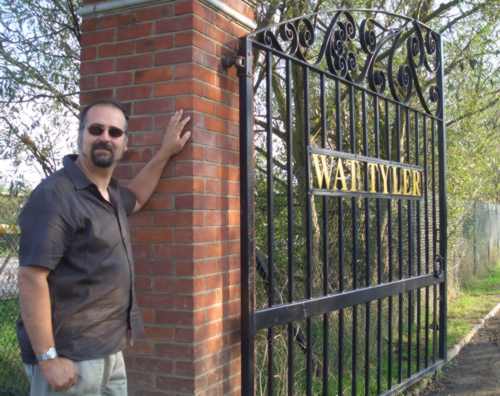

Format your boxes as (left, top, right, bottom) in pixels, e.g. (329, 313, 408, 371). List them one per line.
(91, 141, 115, 168)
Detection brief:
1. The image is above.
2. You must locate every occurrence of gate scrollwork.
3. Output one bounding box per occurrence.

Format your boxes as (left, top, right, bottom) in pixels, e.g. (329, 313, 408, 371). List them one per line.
(251, 10, 442, 116)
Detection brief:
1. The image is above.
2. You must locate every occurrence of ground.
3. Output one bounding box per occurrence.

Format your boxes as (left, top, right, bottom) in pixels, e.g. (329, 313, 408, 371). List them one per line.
(422, 309, 500, 396)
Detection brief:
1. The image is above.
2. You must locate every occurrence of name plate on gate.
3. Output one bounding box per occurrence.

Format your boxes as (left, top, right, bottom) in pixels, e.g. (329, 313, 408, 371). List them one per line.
(310, 147, 424, 199)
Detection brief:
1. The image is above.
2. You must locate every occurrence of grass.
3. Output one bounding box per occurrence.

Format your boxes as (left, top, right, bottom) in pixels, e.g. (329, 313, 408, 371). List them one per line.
(447, 262, 500, 349)
(0, 298, 29, 396)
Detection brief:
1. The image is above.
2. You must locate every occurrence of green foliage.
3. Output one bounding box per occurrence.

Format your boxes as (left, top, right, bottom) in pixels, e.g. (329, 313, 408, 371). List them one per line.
(0, 299, 28, 396)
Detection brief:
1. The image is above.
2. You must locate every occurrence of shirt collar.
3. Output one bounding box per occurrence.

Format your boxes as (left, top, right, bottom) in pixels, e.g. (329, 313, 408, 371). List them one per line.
(63, 154, 119, 191)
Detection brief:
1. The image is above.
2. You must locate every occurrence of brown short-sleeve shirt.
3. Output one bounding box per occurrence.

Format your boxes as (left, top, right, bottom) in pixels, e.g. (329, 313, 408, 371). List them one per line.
(17, 154, 144, 364)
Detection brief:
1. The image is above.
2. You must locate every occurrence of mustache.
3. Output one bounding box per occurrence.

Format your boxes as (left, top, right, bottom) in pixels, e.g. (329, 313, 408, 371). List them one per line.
(91, 141, 113, 152)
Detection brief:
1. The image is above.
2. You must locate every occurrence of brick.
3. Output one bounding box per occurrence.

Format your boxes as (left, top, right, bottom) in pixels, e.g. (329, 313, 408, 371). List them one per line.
(136, 35, 174, 53)
(116, 86, 153, 101)
(193, 50, 219, 70)
(80, 89, 114, 105)
(153, 80, 195, 97)
(172, 144, 204, 161)
(97, 72, 133, 88)
(134, 227, 172, 242)
(156, 311, 193, 326)
(127, 116, 153, 131)
(204, 180, 239, 195)
(117, 22, 153, 41)
(133, 356, 174, 373)
(152, 211, 204, 227)
(143, 326, 175, 341)
(81, 59, 114, 76)
(133, 98, 175, 115)
(135, 4, 174, 21)
(98, 41, 135, 58)
(156, 376, 194, 394)
(81, 46, 97, 61)
(126, 371, 155, 388)
(128, 131, 162, 146)
(84, 15, 121, 31)
(155, 15, 193, 34)
(204, 148, 239, 165)
(155, 47, 192, 66)
(80, 76, 96, 91)
(81, 29, 115, 46)
(135, 67, 173, 83)
(116, 54, 153, 71)
(155, 178, 204, 194)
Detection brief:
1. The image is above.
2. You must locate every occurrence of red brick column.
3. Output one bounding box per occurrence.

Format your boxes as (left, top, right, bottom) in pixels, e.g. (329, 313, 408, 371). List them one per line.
(79, 1, 254, 394)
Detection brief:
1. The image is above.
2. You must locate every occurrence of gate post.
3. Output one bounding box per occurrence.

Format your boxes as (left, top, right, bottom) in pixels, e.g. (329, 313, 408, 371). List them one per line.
(79, 1, 255, 394)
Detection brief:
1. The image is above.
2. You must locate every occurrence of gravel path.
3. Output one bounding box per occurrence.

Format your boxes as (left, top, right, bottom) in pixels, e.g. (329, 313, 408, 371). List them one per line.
(422, 308, 500, 396)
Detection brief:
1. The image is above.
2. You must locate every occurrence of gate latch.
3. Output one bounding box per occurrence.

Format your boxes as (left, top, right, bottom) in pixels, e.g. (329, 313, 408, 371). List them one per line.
(433, 255, 445, 278)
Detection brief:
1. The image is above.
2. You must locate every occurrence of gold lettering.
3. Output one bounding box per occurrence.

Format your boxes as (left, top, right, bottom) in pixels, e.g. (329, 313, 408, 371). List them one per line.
(378, 164, 389, 194)
(334, 158, 348, 191)
(391, 166, 402, 194)
(412, 170, 422, 196)
(347, 160, 361, 191)
(402, 168, 412, 195)
(312, 154, 334, 189)
(368, 163, 378, 192)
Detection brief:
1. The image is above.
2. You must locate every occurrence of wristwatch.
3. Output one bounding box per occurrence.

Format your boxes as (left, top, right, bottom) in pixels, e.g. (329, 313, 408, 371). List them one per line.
(36, 347, 58, 362)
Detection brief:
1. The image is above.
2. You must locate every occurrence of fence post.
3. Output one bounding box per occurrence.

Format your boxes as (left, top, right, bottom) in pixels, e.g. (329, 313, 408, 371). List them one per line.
(79, 1, 255, 394)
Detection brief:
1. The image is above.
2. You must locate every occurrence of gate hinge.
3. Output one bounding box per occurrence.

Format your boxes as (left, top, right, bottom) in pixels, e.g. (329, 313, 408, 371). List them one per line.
(222, 55, 245, 71)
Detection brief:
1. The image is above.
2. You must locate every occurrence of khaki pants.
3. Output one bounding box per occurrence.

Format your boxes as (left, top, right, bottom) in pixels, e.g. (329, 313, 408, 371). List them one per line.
(24, 351, 127, 396)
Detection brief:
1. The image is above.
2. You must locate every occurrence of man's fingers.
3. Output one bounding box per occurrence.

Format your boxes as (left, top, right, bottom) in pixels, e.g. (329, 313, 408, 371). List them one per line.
(180, 131, 191, 146)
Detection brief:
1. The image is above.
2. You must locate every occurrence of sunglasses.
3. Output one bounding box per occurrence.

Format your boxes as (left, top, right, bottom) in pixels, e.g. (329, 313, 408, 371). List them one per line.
(87, 124, 125, 138)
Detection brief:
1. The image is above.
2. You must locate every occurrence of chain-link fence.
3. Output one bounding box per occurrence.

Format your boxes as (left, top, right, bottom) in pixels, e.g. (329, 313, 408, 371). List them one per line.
(0, 192, 29, 396)
(448, 201, 500, 297)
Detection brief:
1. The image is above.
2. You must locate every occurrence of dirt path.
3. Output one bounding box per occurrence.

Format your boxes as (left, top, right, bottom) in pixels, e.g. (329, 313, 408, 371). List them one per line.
(422, 309, 500, 396)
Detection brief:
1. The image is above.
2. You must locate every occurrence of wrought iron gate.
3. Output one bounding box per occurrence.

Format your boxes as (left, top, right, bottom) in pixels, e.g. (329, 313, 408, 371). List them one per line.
(238, 9, 447, 396)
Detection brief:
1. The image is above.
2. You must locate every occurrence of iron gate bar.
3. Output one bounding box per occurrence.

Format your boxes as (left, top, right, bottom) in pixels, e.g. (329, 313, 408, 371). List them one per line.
(431, 120, 438, 363)
(423, 114, 430, 368)
(385, 98, 394, 390)
(238, 35, 255, 396)
(253, 273, 444, 331)
(303, 65, 313, 396)
(415, 110, 422, 373)
(251, 41, 444, 123)
(396, 103, 404, 384)
(374, 94, 383, 395)
(335, 77, 345, 396)
(406, 107, 413, 379)
(320, 73, 330, 396)
(362, 89, 371, 396)
(265, 48, 274, 396)
(437, 36, 448, 361)
(285, 57, 294, 396)
(349, 83, 359, 396)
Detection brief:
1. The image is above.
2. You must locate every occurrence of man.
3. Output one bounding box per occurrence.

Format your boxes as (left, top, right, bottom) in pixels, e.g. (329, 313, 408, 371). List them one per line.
(17, 99, 191, 395)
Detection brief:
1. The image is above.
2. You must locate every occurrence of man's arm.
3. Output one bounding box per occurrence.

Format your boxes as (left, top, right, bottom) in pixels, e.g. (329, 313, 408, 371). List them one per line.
(18, 266, 78, 391)
(127, 110, 191, 213)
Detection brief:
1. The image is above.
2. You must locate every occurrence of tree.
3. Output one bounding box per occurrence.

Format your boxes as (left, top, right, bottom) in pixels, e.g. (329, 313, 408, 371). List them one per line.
(0, 0, 81, 186)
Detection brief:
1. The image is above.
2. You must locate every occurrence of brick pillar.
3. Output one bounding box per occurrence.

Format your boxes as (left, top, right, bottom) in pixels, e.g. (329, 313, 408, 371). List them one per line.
(79, 1, 255, 394)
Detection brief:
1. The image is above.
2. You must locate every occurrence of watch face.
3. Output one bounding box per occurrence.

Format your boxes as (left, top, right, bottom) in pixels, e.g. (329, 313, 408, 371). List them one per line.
(37, 347, 58, 361)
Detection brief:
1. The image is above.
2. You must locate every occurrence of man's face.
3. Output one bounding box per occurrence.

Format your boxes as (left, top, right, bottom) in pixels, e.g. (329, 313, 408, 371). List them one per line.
(80, 105, 128, 168)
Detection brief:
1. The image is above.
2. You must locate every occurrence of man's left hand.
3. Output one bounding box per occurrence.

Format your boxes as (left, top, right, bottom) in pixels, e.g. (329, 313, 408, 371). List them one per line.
(159, 109, 191, 159)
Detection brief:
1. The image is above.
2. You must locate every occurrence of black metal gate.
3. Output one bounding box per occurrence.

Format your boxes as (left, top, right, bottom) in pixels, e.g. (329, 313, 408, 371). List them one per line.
(238, 9, 447, 396)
